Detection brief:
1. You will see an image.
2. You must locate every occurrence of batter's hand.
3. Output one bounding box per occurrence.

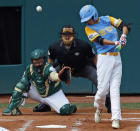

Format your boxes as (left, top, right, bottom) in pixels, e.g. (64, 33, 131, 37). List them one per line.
(119, 34, 127, 47)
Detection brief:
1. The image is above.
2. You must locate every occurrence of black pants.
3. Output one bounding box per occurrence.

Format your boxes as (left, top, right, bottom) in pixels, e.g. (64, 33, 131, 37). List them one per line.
(72, 65, 97, 87)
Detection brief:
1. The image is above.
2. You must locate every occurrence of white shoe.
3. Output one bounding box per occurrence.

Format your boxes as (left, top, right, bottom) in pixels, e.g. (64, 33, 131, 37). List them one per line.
(94, 108, 102, 123)
(112, 119, 120, 129)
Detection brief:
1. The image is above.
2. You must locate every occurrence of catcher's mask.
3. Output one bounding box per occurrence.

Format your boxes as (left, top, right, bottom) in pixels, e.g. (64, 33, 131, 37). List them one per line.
(61, 25, 75, 45)
(30, 49, 47, 73)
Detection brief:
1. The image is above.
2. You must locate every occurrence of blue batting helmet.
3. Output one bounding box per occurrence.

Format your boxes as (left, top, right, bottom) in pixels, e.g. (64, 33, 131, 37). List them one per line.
(79, 5, 98, 23)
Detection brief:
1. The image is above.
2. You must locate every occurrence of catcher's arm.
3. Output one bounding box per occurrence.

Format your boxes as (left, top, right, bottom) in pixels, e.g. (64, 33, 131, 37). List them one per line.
(49, 66, 71, 85)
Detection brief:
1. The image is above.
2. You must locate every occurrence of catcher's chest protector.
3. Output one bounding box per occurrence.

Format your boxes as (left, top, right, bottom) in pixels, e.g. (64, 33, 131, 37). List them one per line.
(29, 64, 50, 97)
(29, 64, 61, 97)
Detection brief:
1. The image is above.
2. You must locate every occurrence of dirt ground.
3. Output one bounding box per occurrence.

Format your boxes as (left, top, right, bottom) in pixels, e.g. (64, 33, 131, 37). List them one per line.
(0, 95, 140, 131)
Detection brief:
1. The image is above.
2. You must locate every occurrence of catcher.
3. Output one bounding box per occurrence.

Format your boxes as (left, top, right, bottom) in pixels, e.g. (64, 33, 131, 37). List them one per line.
(2, 49, 76, 116)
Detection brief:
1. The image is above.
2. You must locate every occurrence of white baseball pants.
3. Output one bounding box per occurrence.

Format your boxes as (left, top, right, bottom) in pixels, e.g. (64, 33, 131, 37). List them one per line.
(94, 53, 122, 120)
(27, 84, 70, 113)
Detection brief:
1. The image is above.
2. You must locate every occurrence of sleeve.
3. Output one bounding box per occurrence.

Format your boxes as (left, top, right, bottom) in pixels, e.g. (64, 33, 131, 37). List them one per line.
(85, 43, 95, 58)
(108, 16, 122, 28)
(48, 44, 56, 60)
(85, 26, 100, 42)
(21, 66, 31, 87)
(48, 64, 60, 81)
(14, 66, 31, 92)
(44, 63, 56, 77)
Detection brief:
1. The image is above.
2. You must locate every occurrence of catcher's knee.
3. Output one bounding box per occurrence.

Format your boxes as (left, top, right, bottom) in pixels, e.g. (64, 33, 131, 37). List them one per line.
(59, 104, 77, 115)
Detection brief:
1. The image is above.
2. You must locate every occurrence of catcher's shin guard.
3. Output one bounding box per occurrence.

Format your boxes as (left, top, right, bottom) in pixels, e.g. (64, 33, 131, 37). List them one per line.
(2, 90, 23, 116)
(59, 104, 77, 115)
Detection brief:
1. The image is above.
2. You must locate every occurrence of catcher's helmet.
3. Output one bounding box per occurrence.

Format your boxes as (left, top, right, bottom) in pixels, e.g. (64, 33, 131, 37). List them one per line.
(30, 49, 47, 60)
(79, 5, 98, 23)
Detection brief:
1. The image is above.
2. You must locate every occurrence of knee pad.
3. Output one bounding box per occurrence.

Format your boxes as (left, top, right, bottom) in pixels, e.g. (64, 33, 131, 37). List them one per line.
(59, 104, 77, 115)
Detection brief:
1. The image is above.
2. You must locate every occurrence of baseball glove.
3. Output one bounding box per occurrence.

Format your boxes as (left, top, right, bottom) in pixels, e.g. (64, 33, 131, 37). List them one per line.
(58, 66, 71, 85)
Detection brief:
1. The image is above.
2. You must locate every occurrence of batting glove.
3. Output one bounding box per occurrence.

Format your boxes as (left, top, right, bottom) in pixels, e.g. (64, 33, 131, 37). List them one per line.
(115, 41, 121, 46)
(119, 34, 127, 47)
(114, 41, 122, 52)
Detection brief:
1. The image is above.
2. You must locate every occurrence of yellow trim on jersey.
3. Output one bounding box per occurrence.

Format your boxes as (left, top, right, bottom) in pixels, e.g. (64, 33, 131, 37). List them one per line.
(85, 26, 100, 42)
(15, 87, 22, 92)
(117, 19, 122, 27)
(109, 16, 122, 27)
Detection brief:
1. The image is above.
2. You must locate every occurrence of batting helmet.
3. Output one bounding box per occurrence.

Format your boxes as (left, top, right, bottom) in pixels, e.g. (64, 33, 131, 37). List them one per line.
(79, 5, 98, 23)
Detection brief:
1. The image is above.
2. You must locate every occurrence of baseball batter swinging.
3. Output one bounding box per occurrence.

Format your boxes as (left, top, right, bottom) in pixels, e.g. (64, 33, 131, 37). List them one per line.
(2, 49, 76, 116)
(79, 5, 130, 129)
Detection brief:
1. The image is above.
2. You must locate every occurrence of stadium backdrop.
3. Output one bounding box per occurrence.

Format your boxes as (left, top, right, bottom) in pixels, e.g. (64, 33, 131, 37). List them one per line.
(0, 0, 139, 94)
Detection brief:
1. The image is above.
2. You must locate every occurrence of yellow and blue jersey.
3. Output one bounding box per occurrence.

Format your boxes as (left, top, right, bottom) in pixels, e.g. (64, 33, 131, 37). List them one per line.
(85, 16, 122, 54)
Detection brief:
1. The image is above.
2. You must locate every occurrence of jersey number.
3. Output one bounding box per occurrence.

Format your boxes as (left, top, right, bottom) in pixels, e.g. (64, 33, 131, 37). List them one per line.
(99, 26, 113, 36)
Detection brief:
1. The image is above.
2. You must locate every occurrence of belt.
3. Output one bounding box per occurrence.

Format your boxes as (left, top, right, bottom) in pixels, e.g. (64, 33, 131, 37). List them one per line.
(101, 52, 119, 56)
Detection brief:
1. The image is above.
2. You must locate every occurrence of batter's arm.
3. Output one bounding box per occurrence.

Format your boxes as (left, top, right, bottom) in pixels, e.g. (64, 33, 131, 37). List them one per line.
(95, 36, 116, 45)
(85, 26, 117, 45)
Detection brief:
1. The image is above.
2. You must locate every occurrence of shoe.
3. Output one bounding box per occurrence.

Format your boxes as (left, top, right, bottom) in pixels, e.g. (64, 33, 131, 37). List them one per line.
(33, 103, 51, 112)
(2, 108, 16, 116)
(2, 108, 12, 116)
(112, 119, 120, 129)
(2, 108, 22, 116)
(94, 108, 102, 123)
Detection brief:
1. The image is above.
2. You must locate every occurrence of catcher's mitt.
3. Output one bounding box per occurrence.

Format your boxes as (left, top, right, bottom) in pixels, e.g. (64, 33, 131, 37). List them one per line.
(58, 66, 71, 85)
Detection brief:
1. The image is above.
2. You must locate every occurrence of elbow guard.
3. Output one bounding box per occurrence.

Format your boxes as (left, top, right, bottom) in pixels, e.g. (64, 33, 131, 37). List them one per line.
(95, 36, 104, 45)
(118, 22, 132, 32)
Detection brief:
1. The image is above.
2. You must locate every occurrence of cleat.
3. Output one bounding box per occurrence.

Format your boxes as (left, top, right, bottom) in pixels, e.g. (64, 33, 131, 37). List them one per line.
(2, 108, 22, 116)
(94, 108, 102, 123)
(112, 119, 120, 129)
(33, 104, 51, 112)
(2, 108, 14, 116)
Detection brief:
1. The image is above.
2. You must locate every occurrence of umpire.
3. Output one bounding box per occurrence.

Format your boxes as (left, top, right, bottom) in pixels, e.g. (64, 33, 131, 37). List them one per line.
(33, 25, 111, 113)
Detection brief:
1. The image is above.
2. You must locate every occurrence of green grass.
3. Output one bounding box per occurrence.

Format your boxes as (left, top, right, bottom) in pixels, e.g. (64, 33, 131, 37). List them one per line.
(121, 103, 140, 109)
(1, 103, 140, 109)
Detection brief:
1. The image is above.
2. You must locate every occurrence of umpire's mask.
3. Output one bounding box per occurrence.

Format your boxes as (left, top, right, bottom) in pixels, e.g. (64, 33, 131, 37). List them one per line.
(61, 26, 75, 45)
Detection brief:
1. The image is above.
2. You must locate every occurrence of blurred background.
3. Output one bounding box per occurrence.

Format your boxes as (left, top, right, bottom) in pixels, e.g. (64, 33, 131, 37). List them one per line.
(0, 0, 139, 95)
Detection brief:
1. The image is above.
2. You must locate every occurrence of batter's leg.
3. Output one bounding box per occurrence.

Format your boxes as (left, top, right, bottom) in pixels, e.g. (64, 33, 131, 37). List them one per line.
(110, 55, 122, 120)
(94, 55, 114, 109)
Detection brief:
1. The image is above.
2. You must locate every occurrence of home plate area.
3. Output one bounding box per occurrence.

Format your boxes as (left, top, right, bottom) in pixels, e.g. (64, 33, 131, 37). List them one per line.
(1, 108, 140, 131)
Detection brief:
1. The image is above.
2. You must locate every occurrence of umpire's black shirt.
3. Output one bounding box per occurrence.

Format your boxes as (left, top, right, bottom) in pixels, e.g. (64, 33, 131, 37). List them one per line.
(48, 39, 95, 71)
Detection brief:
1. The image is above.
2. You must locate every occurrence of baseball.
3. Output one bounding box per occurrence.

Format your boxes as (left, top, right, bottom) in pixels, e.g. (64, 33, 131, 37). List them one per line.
(36, 6, 42, 12)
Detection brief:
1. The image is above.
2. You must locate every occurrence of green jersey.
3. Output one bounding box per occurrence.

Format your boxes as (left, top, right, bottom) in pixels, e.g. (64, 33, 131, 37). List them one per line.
(21, 63, 62, 97)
